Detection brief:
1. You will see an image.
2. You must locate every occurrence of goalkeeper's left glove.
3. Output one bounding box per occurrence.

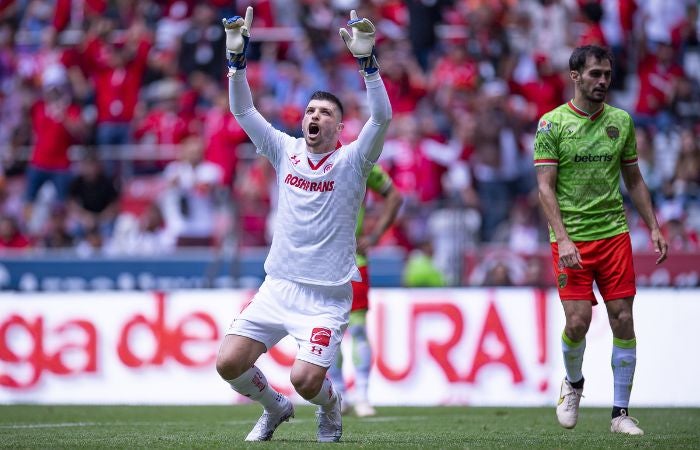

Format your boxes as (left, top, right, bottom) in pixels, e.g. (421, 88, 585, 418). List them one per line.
(222, 6, 253, 76)
(339, 10, 379, 75)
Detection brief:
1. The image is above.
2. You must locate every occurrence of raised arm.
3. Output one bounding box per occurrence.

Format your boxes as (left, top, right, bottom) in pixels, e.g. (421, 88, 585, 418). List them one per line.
(339, 10, 392, 162)
(228, 70, 268, 139)
(358, 73, 392, 162)
(223, 7, 264, 128)
(223, 7, 290, 161)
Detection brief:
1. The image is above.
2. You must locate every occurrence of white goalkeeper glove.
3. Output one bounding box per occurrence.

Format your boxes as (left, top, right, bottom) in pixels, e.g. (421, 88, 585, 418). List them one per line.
(339, 10, 379, 75)
(222, 6, 253, 76)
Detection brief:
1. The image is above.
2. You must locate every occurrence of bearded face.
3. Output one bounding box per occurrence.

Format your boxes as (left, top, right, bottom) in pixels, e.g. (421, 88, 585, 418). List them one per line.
(302, 99, 344, 152)
(572, 56, 612, 104)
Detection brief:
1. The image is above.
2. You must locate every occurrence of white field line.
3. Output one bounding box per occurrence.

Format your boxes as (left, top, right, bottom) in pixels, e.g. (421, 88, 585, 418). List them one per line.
(0, 421, 252, 429)
(0, 415, 431, 429)
(0, 422, 99, 429)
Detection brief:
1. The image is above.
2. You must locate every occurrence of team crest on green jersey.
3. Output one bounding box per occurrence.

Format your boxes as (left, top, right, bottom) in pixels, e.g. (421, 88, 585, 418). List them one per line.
(606, 126, 620, 140)
(558, 273, 568, 288)
(537, 119, 552, 134)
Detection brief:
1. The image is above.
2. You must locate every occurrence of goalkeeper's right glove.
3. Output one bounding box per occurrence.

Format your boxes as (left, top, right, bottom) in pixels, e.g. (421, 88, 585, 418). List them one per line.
(222, 6, 253, 76)
(339, 10, 379, 75)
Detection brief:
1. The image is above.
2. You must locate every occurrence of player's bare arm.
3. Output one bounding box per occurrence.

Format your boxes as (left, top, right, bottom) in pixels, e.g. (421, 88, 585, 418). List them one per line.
(536, 165, 582, 269)
(621, 163, 668, 264)
(357, 184, 403, 256)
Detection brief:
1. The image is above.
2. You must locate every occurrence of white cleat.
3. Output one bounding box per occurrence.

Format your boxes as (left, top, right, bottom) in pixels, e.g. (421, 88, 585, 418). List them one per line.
(611, 410, 644, 435)
(317, 394, 343, 442)
(244, 397, 295, 441)
(556, 378, 583, 429)
(354, 401, 377, 418)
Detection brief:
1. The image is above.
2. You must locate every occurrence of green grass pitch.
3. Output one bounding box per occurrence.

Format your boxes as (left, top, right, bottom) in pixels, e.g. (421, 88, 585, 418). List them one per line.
(1, 405, 699, 448)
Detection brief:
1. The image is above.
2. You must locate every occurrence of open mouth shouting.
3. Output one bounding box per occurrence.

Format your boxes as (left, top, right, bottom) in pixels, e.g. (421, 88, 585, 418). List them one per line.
(308, 122, 320, 138)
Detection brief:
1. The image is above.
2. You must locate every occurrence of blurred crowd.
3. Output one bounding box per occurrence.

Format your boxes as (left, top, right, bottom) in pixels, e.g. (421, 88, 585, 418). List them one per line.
(0, 0, 699, 286)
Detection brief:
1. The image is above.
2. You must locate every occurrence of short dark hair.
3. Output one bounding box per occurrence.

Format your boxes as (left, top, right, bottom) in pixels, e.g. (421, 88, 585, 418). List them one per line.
(569, 45, 613, 72)
(309, 91, 344, 118)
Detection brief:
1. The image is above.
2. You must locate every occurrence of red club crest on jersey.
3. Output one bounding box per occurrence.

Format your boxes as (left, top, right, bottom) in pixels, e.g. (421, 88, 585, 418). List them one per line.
(606, 126, 619, 140)
(310, 327, 332, 347)
(323, 164, 333, 173)
(290, 155, 300, 165)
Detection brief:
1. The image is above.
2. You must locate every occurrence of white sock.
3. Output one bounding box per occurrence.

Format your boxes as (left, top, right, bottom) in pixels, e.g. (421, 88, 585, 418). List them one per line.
(612, 337, 637, 408)
(227, 366, 286, 411)
(562, 331, 585, 384)
(308, 377, 337, 408)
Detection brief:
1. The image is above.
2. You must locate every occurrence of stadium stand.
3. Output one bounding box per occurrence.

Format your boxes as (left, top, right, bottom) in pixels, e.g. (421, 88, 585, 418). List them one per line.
(0, 0, 698, 287)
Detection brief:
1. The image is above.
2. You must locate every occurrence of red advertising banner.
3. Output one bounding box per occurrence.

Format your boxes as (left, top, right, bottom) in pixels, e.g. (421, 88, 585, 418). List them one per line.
(1, 289, 698, 406)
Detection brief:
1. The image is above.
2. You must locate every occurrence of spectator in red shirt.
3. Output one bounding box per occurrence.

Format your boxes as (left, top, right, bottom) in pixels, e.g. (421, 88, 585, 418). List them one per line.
(202, 88, 248, 188)
(235, 156, 274, 247)
(24, 64, 86, 221)
(430, 40, 480, 108)
(576, 1, 607, 47)
(0, 214, 30, 250)
(133, 78, 191, 144)
(381, 114, 447, 207)
(132, 77, 197, 172)
(381, 42, 427, 115)
(633, 40, 684, 132)
(82, 18, 152, 176)
(509, 53, 566, 123)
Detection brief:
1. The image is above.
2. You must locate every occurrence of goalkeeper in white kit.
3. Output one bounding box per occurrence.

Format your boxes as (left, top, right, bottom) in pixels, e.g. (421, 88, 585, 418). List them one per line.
(215, 6, 391, 443)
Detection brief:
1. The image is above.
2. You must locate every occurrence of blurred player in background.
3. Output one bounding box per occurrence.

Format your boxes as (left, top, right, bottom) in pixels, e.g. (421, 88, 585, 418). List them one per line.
(215, 6, 391, 443)
(328, 164, 402, 417)
(534, 45, 668, 436)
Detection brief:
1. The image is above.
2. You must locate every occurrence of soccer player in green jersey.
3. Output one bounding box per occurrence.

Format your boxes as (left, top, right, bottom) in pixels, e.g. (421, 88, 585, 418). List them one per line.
(534, 45, 668, 436)
(328, 164, 403, 417)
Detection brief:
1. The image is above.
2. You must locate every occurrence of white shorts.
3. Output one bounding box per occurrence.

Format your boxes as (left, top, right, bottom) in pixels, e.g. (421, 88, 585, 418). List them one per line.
(227, 276, 352, 368)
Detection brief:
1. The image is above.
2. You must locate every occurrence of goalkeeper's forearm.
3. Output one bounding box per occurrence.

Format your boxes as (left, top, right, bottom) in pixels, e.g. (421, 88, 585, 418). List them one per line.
(358, 73, 392, 162)
(228, 70, 255, 117)
(228, 70, 271, 145)
(364, 72, 392, 127)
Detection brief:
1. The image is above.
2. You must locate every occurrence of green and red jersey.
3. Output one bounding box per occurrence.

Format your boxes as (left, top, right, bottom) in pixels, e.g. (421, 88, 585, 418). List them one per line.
(533, 101, 638, 242)
(355, 164, 393, 267)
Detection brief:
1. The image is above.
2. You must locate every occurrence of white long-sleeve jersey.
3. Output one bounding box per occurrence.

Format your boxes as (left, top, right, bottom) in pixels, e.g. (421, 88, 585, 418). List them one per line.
(229, 70, 392, 285)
